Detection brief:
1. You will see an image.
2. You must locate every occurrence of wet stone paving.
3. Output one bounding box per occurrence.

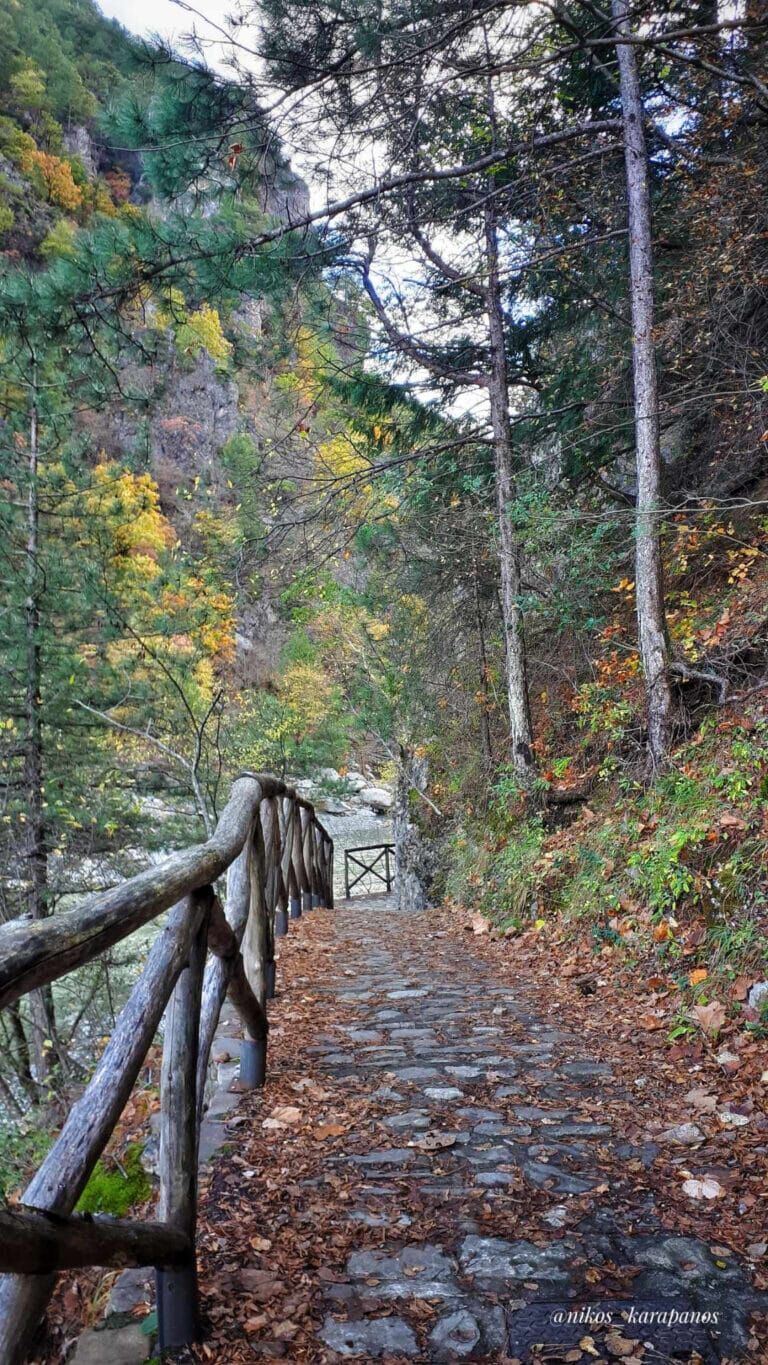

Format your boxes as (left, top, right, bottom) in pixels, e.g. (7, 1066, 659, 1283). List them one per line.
(289, 896, 765, 1362)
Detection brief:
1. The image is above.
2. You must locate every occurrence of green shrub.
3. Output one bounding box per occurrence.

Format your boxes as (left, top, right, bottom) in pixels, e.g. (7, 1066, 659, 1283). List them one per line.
(0, 1121, 54, 1200)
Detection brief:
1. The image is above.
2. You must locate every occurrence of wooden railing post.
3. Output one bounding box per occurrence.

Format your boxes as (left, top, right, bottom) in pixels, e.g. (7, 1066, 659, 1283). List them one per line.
(326, 836, 335, 908)
(242, 818, 270, 1021)
(291, 802, 308, 916)
(310, 824, 321, 907)
(273, 798, 289, 940)
(0, 773, 335, 1363)
(156, 890, 209, 1352)
(0, 892, 206, 1364)
(260, 799, 277, 998)
(280, 797, 299, 924)
(300, 807, 314, 911)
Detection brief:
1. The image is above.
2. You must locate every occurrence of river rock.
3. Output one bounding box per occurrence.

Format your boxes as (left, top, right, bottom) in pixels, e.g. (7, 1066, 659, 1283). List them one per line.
(344, 771, 368, 792)
(359, 786, 393, 811)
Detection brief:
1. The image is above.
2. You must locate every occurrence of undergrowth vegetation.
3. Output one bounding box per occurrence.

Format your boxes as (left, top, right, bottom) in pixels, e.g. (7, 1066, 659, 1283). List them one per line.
(443, 517, 768, 1018)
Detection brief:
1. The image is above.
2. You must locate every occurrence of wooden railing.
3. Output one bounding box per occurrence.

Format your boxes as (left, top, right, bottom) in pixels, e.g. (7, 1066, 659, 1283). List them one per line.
(0, 772, 333, 1365)
(344, 843, 395, 897)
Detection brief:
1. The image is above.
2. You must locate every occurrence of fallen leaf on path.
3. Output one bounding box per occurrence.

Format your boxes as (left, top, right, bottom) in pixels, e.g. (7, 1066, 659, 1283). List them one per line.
(658, 1122, 704, 1145)
(413, 1132, 458, 1151)
(689, 968, 708, 986)
(692, 1000, 726, 1037)
(292, 1077, 332, 1099)
(273, 1321, 300, 1340)
(262, 1104, 302, 1130)
(684, 1086, 717, 1112)
(682, 1176, 725, 1200)
(314, 1123, 347, 1139)
(605, 1332, 641, 1358)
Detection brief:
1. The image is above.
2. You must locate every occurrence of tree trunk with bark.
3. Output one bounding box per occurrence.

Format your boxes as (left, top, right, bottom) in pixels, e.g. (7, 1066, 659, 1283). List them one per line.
(23, 379, 58, 1087)
(484, 202, 535, 779)
(472, 545, 494, 775)
(393, 747, 434, 911)
(613, 0, 673, 771)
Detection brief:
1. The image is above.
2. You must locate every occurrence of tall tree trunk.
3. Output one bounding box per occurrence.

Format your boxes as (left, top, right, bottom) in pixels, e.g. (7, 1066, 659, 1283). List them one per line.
(613, 0, 672, 772)
(483, 202, 535, 779)
(471, 544, 494, 774)
(393, 746, 433, 911)
(23, 377, 56, 1087)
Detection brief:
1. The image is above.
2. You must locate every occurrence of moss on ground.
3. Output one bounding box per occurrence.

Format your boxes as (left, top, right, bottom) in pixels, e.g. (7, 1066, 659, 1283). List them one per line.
(76, 1142, 151, 1217)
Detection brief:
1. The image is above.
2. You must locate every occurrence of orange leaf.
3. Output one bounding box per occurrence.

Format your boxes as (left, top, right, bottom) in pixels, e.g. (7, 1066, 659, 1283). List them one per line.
(689, 968, 708, 986)
(314, 1123, 347, 1140)
(731, 975, 751, 1001)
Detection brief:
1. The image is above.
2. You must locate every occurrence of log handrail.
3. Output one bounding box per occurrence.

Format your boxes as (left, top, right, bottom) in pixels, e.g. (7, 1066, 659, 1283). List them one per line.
(0, 772, 334, 1364)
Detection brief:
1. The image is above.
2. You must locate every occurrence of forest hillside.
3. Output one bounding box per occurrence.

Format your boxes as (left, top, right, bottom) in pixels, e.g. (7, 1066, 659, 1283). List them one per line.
(0, 2, 768, 1360)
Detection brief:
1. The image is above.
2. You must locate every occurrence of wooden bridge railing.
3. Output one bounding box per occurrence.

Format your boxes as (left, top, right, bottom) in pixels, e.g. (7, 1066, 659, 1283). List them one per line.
(0, 772, 334, 1365)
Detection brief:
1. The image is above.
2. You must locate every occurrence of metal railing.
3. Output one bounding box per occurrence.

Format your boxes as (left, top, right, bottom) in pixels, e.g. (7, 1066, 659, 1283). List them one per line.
(0, 772, 333, 1364)
(343, 843, 394, 897)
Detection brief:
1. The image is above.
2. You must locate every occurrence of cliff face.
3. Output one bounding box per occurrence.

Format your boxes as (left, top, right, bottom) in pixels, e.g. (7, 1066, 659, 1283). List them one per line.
(4, 70, 317, 689)
(0, 2, 351, 769)
(86, 342, 296, 685)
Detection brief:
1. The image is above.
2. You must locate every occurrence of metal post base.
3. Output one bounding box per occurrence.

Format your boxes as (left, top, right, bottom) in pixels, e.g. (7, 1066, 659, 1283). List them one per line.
(289, 896, 301, 920)
(311, 892, 322, 909)
(266, 960, 276, 999)
(274, 907, 288, 937)
(240, 1036, 267, 1088)
(302, 889, 313, 912)
(156, 1264, 199, 1352)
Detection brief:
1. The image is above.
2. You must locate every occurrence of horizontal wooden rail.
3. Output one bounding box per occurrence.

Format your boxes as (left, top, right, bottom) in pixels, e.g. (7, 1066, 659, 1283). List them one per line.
(0, 1207, 191, 1276)
(0, 772, 334, 1365)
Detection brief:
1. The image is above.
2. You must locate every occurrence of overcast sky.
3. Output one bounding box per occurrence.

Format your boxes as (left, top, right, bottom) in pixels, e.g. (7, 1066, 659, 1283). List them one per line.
(99, 0, 236, 60)
(95, 0, 484, 420)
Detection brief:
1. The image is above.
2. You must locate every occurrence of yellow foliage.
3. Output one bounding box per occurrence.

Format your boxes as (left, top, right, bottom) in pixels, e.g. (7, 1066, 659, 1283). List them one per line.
(291, 325, 332, 405)
(280, 661, 334, 730)
(84, 463, 173, 574)
(176, 303, 232, 365)
(154, 287, 187, 329)
(315, 429, 377, 520)
(316, 431, 369, 481)
(22, 149, 83, 210)
(9, 65, 47, 110)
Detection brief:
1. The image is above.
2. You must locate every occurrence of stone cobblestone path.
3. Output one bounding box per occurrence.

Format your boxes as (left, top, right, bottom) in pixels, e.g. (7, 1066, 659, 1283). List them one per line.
(196, 896, 767, 1363)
